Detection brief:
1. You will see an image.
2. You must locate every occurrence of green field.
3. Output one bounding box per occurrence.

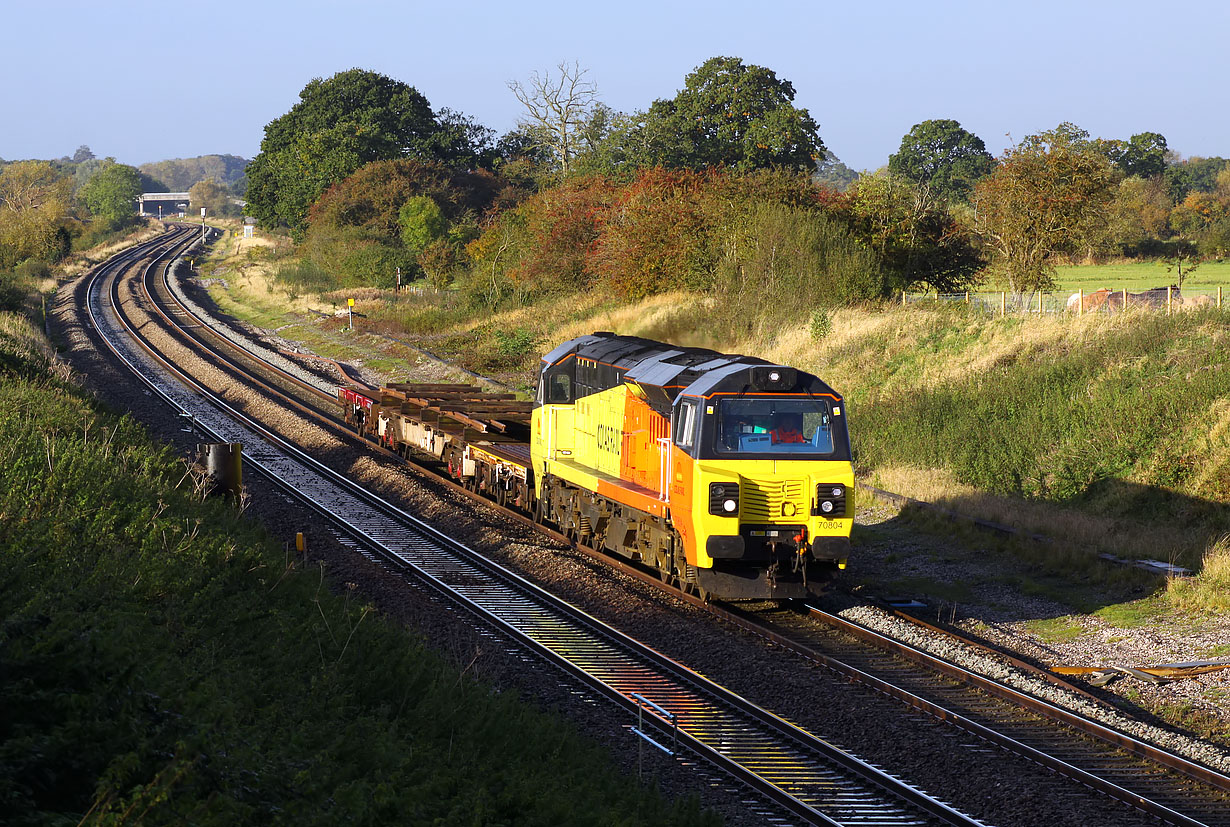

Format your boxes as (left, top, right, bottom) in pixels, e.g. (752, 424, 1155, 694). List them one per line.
(1054, 259, 1230, 293)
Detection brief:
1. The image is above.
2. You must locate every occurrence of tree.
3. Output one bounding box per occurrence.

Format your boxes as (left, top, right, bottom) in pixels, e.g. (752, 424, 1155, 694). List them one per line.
(399, 196, 446, 258)
(78, 161, 142, 226)
(628, 56, 824, 173)
(1118, 132, 1168, 179)
(189, 178, 232, 217)
(1106, 175, 1173, 253)
(846, 171, 983, 293)
(245, 69, 451, 236)
(813, 150, 860, 192)
(888, 119, 995, 203)
(72, 145, 95, 163)
(508, 61, 600, 177)
(0, 161, 73, 267)
(971, 126, 1117, 294)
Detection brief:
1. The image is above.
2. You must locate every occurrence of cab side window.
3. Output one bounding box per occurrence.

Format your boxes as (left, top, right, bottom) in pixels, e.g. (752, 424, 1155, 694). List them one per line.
(674, 400, 697, 448)
(547, 373, 572, 403)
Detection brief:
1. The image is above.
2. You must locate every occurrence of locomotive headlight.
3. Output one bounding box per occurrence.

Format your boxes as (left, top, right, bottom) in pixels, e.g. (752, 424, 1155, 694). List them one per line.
(709, 482, 739, 515)
(768, 370, 781, 382)
(820, 500, 834, 514)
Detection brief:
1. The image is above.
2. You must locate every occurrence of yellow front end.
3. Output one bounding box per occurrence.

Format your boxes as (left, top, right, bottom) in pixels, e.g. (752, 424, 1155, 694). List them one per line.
(690, 458, 854, 569)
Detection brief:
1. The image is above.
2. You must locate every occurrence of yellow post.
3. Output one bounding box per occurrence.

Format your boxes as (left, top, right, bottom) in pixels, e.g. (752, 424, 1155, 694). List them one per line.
(902, 291, 907, 307)
(295, 532, 307, 559)
(1000, 292, 1006, 316)
(964, 290, 970, 303)
(1122, 287, 1127, 312)
(1078, 288, 1084, 316)
(1219, 287, 1223, 308)
(1167, 285, 1172, 315)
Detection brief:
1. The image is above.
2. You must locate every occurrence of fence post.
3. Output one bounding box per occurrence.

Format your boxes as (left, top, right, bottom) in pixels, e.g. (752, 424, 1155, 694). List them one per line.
(1000, 292, 1006, 316)
(1122, 288, 1127, 312)
(902, 290, 907, 307)
(1038, 291, 1043, 314)
(1078, 288, 1083, 316)
(1167, 285, 1172, 315)
(964, 290, 969, 303)
(1219, 287, 1223, 308)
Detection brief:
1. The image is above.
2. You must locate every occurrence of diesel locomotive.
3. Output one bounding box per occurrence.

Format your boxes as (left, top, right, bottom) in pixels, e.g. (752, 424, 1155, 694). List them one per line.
(340, 332, 854, 601)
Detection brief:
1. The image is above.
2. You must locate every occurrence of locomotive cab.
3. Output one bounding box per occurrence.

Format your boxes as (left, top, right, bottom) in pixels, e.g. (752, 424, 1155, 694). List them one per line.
(667, 365, 853, 600)
(531, 332, 854, 602)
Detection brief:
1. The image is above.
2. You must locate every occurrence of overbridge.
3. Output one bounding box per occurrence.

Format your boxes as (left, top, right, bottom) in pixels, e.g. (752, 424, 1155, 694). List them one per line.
(138, 192, 191, 216)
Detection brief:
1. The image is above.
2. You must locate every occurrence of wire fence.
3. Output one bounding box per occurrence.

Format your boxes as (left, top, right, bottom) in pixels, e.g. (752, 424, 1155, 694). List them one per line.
(903, 286, 1227, 316)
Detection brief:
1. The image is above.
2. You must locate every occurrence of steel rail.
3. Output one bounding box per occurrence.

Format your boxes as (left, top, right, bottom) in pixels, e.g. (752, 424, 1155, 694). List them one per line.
(120, 230, 1230, 825)
(87, 236, 978, 827)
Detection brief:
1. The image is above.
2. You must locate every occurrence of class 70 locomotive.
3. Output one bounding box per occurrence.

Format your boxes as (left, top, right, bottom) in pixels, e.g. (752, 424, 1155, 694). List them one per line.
(340, 332, 854, 602)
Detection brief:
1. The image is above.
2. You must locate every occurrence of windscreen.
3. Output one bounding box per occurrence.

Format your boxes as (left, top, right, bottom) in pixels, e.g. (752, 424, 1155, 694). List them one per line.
(714, 397, 836, 455)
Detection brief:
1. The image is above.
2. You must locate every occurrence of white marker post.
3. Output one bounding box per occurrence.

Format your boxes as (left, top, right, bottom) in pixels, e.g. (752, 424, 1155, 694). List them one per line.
(347, 297, 354, 331)
(201, 207, 206, 243)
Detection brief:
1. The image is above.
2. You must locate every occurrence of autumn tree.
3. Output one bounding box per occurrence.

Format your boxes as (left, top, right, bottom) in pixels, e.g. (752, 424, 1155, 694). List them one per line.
(971, 124, 1118, 293)
(508, 61, 600, 177)
(0, 161, 73, 267)
(626, 56, 824, 173)
(888, 119, 994, 203)
(189, 178, 233, 217)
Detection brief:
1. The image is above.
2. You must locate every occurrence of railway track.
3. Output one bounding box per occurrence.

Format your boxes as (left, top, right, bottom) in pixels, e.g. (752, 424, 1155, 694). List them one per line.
(85, 228, 980, 826)
(74, 227, 1230, 825)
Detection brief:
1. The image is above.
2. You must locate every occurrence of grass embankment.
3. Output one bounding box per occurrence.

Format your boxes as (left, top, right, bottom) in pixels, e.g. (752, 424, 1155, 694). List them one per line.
(0, 311, 715, 824)
(191, 236, 1230, 613)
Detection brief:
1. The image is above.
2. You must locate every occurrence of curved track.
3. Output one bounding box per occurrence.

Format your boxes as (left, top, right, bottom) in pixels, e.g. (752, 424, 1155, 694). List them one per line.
(86, 228, 978, 827)
(77, 227, 1230, 825)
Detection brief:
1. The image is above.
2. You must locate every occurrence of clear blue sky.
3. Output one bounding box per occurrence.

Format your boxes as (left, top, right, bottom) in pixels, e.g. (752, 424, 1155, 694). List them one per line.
(3, 0, 1227, 172)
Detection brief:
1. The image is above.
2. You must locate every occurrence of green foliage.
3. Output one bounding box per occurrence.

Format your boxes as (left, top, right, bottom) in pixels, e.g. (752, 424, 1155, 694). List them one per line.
(78, 161, 142, 227)
(0, 344, 718, 827)
(274, 255, 341, 294)
(708, 202, 884, 338)
(398, 195, 446, 255)
(888, 119, 995, 204)
(1117, 132, 1168, 179)
(245, 69, 450, 237)
(628, 56, 824, 173)
(845, 171, 983, 293)
(853, 311, 1230, 544)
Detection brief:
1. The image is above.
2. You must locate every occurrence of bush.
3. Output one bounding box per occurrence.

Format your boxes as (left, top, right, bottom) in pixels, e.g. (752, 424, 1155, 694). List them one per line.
(274, 256, 339, 295)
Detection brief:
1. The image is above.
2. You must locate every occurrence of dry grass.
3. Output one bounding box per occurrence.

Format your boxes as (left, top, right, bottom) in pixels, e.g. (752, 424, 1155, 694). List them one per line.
(1167, 536, 1230, 612)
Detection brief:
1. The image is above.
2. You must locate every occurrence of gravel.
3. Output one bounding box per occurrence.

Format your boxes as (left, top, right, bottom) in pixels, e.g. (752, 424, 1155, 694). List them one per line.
(47, 257, 1230, 826)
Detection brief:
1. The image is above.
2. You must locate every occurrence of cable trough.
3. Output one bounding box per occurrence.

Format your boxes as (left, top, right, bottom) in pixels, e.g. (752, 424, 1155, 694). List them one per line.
(88, 230, 980, 826)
